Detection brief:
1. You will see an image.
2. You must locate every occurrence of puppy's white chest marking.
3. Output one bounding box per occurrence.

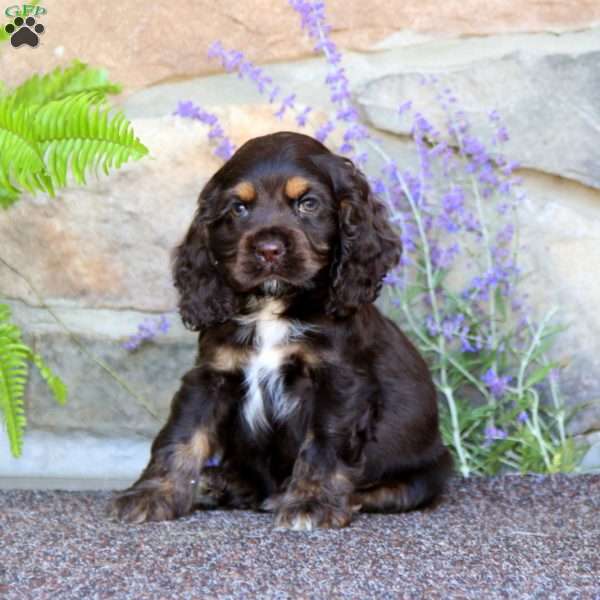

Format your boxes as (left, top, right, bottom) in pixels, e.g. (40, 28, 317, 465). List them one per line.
(240, 300, 305, 433)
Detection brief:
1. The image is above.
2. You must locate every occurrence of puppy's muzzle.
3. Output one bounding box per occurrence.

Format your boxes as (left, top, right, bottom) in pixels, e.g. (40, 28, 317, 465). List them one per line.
(255, 238, 286, 266)
(249, 228, 293, 272)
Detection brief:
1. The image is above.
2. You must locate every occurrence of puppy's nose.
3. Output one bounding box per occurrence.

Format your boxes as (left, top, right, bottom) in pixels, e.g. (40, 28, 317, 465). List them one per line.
(255, 239, 285, 264)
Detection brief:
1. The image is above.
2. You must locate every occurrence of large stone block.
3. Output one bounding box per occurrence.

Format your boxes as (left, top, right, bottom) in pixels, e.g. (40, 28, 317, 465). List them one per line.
(517, 173, 600, 434)
(8, 301, 193, 437)
(0, 107, 303, 311)
(356, 51, 600, 189)
(1, 1, 599, 95)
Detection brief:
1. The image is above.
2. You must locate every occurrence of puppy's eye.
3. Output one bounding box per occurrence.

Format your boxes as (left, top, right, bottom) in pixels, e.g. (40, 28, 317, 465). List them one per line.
(231, 201, 249, 217)
(297, 196, 319, 213)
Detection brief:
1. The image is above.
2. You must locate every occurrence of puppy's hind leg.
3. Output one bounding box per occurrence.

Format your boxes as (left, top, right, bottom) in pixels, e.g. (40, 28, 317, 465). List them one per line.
(354, 450, 453, 513)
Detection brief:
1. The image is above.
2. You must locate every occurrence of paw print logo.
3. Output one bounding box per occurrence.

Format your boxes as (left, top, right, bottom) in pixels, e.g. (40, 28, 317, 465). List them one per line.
(4, 16, 45, 48)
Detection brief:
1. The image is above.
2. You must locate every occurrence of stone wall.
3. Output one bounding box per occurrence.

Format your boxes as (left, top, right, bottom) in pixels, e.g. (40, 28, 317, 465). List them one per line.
(1, 1, 599, 481)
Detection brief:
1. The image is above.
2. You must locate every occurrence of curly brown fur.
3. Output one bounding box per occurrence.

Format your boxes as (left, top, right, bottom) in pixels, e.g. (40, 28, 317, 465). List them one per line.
(111, 131, 452, 529)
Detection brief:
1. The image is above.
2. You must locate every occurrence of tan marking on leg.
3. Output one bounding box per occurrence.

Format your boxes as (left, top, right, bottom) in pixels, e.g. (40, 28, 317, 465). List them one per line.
(233, 180, 255, 202)
(173, 429, 212, 472)
(354, 482, 410, 512)
(285, 176, 310, 199)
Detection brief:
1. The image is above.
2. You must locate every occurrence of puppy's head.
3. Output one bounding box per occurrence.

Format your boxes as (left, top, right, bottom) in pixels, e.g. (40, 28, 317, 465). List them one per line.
(173, 131, 401, 331)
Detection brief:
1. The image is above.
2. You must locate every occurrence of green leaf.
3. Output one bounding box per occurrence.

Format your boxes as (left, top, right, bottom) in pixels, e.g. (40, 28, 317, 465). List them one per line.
(0, 62, 145, 207)
(0, 186, 20, 208)
(34, 92, 148, 189)
(0, 90, 148, 203)
(0, 303, 68, 457)
(0, 305, 29, 457)
(31, 352, 67, 405)
(0, 96, 48, 196)
(10, 60, 122, 106)
(525, 362, 558, 389)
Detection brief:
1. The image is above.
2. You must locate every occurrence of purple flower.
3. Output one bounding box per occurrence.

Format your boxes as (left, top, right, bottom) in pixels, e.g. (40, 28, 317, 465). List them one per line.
(488, 109, 501, 123)
(437, 212, 460, 234)
(214, 138, 236, 161)
(173, 100, 236, 161)
(173, 100, 199, 119)
(413, 112, 434, 135)
(495, 126, 509, 143)
(398, 100, 412, 115)
(484, 426, 508, 442)
(496, 223, 515, 245)
(275, 94, 296, 119)
(207, 124, 224, 140)
(315, 120, 335, 143)
(289, 0, 367, 158)
(295, 106, 312, 127)
(399, 219, 418, 254)
(383, 270, 403, 288)
(268, 86, 281, 103)
(430, 242, 460, 268)
(207, 40, 314, 128)
(425, 315, 438, 337)
(370, 178, 386, 196)
(440, 313, 465, 340)
(481, 368, 511, 398)
(123, 315, 170, 352)
(460, 332, 477, 353)
(336, 107, 358, 122)
(517, 411, 528, 424)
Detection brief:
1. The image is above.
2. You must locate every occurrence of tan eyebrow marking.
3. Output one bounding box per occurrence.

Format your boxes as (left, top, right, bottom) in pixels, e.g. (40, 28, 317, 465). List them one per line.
(233, 181, 255, 202)
(285, 176, 310, 199)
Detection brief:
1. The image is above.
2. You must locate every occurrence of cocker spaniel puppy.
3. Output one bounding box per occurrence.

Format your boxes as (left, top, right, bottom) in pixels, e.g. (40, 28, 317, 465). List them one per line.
(111, 131, 452, 530)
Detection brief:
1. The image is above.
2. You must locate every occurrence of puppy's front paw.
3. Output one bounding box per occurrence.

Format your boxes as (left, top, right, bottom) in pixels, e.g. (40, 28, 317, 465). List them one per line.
(275, 501, 352, 531)
(110, 482, 185, 524)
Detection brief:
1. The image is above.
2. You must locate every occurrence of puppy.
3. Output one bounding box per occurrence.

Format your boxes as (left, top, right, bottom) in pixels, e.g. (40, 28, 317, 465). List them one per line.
(111, 131, 452, 530)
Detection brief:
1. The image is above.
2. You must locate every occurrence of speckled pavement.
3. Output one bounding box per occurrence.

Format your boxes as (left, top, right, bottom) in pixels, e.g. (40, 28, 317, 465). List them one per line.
(1, 475, 599, 599)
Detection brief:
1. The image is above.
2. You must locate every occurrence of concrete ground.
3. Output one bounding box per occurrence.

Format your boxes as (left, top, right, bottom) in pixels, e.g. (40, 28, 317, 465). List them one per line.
(1, 474, 599, 599)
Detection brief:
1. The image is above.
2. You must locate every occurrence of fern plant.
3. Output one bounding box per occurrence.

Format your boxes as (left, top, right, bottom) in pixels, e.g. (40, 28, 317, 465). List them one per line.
(0, 303, 67, 457)
(0, 60, 148, 207)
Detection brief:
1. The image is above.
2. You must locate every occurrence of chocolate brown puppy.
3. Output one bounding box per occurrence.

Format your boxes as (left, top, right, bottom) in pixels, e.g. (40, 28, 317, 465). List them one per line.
(111, 131, 452, 530)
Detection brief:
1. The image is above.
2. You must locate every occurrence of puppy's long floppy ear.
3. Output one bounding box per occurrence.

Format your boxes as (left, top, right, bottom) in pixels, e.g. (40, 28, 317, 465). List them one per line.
(317, 154, 401, 317)
(172, 181, 239, 331)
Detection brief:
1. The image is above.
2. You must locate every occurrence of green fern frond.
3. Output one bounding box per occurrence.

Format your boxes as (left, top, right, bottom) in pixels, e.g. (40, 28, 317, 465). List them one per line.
(35, 92, 148, 189)
(30, 352, 67, 406)
(0, 62, 147, 204)
(0, 307, 30, 457)
(0, 186, 20, 209)
(0, 91, 148, 198)
(0, 96, 49, 195)
(10, 60, 122, 106)
(0, 303, 68, 457)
